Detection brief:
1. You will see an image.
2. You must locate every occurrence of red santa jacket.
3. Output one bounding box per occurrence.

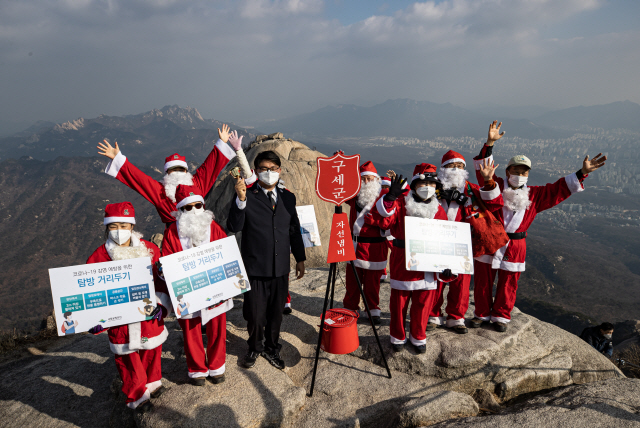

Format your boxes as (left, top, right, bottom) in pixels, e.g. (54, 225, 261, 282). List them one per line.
(162, 218, 234, 324)
(104, 140, 235, 224)
(346, 196, 388, 270)
(473, 144, 586, 272)
(86, 237, 169, 355)
(438, 181, 503, 222)
(367, 193, 452, 290)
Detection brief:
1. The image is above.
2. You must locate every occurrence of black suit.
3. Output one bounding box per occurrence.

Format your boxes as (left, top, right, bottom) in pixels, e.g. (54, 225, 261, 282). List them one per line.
(227, 184, 306, 354)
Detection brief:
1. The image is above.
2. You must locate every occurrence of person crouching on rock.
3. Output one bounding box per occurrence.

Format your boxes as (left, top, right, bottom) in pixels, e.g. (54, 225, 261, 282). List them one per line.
(86, 202, 170, 413)
(162, 184, 233, 386)
(366, 164, 456, 354)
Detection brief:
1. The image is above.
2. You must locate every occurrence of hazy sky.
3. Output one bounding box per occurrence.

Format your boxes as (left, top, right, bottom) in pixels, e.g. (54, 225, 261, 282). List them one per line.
(1, 0, 639, 125)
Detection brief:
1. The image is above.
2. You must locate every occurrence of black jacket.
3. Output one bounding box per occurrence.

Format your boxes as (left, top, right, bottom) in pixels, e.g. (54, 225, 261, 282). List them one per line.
(580, 326, 613, 357)
(227, 185, 306, 278)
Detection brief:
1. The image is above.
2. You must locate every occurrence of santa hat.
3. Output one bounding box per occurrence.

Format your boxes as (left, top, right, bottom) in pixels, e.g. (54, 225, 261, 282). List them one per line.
(381, 177, 391, 186)
(104, 202, 136, 225)
(411, 163, 440, 184)
(441, 150, 466, 167)
(359, 161, 379, 178)
(164, 153, 188, 172)
(175, 184, 205, 209)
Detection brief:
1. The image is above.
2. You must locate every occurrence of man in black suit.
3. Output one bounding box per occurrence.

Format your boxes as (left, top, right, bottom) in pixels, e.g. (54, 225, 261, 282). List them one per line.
(227, 150, 306, 370)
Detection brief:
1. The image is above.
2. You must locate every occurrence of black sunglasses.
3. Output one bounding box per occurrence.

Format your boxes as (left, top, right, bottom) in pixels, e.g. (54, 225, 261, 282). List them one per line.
(180, 203, 203, 211)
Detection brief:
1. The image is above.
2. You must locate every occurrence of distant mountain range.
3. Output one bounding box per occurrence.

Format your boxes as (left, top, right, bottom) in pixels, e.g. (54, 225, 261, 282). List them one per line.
(0, 105, 256, 165)
(259, 99, 640, 139)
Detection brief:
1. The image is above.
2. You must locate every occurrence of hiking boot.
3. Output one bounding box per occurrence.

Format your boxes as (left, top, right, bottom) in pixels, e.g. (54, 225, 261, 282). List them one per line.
(150, 386, 166, 399)
(426, 322, 438, 332)
(392, 343, 405, 352)
(135, 400, 153, 414)
(412, 343, 427, 354)
(283, 307, 292, 315)
(453, 325, 468, 334)
(243, 351, 260, 369)
(209, 374, 225, 385)
(262, 350, 286, 370)
(469, 318, 484, 329)
(191, 378, 206, 386)
(493, 322, 508, 333)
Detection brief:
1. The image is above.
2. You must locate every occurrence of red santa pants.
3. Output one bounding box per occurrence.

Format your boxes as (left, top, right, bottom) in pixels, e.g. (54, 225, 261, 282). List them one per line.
(344, 265, 383, 317)
(429, 274, 470, 327)
(389, 288, 438, 346)
(178, 314, 226, 378)
(473, 261, 521, 323)
(285, 292, 291, 308)
(114, 346, 162, 409)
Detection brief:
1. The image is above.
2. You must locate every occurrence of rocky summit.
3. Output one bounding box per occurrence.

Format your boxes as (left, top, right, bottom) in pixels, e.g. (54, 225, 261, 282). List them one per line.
(0, 267, 629, 428)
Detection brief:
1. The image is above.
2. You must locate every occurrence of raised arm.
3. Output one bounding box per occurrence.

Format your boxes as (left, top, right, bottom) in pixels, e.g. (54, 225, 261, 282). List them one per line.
(193, 124, 237, 194)
(474, 121, 505, 187)
(477, 158, 503, 211)
(367, 175, 404, 230)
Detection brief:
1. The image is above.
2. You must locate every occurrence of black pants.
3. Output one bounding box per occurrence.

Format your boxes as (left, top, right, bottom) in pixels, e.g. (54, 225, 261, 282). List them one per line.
(243, 275, 288, 354)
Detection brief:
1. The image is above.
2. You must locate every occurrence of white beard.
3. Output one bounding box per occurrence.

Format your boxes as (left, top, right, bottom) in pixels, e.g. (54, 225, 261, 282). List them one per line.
(173, 209, 214, 247)
(503, 186, 532, 212)
(405, 191, 440, 219)
(438, 168, 469, 191)
(356, 179, 381, 208)
(163, 171, 194, 203)
(107, 231, 153, 261)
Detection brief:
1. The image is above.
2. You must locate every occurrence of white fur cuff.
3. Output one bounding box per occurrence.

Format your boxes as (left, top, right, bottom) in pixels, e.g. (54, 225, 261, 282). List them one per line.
(215, 139, 236, 160)
(105, 151, 127, 178)
(474, 155, 494, 171)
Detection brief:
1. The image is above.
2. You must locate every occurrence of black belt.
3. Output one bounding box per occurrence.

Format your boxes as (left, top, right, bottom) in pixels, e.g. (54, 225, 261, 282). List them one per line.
(393, 238, 405, 248)
(353, 235, 387, 244)
(507, 232, 527, 240)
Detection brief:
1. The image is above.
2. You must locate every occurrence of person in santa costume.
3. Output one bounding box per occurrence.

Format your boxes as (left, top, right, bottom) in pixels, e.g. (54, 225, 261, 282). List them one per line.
(472, 120, 607, 332)
(428, 149, 503, 334)
(161, 184, 233, 385)
(342, 161, 389, 324)
(367, 163, 456, 353)
(96, 126, 254, 231)
(86, 202, 170, 413)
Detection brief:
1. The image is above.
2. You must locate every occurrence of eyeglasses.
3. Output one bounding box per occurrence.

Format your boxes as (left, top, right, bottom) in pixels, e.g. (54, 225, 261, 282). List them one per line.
(181, 203, 203, 211)
(257, 167, 280, 173)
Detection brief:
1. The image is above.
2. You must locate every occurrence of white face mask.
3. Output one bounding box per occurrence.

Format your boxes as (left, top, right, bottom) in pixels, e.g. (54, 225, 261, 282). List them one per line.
(259, 171, 280, 186)
(109, 229, 132, 246)
(604, 334, 612, 339)
(508, 175, 528, 188)
(416, 186, 435, 200)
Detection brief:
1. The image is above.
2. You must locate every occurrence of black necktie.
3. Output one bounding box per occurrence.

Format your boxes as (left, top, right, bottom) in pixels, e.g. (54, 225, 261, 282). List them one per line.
(268, 190, 276, 211)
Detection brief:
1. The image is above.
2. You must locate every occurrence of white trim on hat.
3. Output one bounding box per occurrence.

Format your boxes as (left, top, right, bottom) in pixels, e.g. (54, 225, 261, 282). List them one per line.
(360, 171, 379, 177)
(176, 195, 205, 209)
(104, 216, 136, 225)
(164, 159, 189, 172)
(442, 157, 466, 167)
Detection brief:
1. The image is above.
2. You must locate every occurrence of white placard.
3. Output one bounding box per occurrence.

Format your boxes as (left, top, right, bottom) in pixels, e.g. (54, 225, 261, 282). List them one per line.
(159, 236, 249, 318)
(296, 205, 322, 248)
(49, 257, 156, 336)
(404, 217, 474, 275)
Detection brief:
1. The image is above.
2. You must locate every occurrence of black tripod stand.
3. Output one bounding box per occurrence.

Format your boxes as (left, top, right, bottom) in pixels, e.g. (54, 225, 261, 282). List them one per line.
(308, 205, 392, 397)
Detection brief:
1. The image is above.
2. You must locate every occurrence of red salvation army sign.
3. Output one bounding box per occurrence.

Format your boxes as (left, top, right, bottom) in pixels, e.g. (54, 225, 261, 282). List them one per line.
(315, 153, 361, 206)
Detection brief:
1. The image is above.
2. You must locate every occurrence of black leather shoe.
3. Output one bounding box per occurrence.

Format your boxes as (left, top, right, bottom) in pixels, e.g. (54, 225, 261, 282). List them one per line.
(262, 351, 285, 370)
(392, 343, 404, 352)
(192, 378, 206, 386)
(412, 343, 427, 354)
(493, 322, 508, 332)
(243, 351, 260, 369)
(150, 385, 166, 399)
(209, 374, 225, 384)
(135, 400, 153, 414)
(283, 307, 292, 315)
(371, 316, 381, 325)
(453, 326, 468, 334)
(469, 318, 484, 329)
(426, 322, 437, 332)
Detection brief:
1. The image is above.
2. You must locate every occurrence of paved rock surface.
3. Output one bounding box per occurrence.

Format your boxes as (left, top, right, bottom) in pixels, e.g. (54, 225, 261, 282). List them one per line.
(0, 268, 626, 427)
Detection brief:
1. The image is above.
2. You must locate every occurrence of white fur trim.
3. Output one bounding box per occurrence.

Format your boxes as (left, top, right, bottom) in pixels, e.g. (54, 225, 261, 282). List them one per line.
(215, 139, 236, 160)
(128, 322, 142, 350)
(284, 302, 292, 308)
(146, 380, 162, 394)
(409, 333, 426, 346)
(366, 309, 381, 317)
(439, 199, 459, 222)
(491, 316, 511, 324)
(436, 272, 458, 282)
(176, 195, 205, 209)
(501, 261, 526, 272)
(376, 196, 395, 218)
(474, 155, 494, 171)
(188, 370, 209, 379)
(565, 172, 584, 194)
(442, 158, 466, 167)
(108, 325, 168, 355)
(360, 171, 379, 177)
(353, 258, 387, 270)
(428, 316, 445, 326)
(127, 389, 151, 409)
(480, 185, 501, 201)
(390, 334, 407, 345)
(103, 216, 136, 225)
(473, 312, 490, 321)
(105, 151, 127, 178)
(503, 206, 526, 233)
(164, 159, 189, 171)
(244, 171, 257, 186)
(390, 273, 438, 290)
(380, 274, 387, 280)
(446, 318, 466, 327)
(209, 364, 226, 376)
(201, 299, 233, 325)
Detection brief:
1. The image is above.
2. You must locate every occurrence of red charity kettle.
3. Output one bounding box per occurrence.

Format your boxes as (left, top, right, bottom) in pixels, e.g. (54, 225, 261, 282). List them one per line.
(320, 308, 359, 354)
